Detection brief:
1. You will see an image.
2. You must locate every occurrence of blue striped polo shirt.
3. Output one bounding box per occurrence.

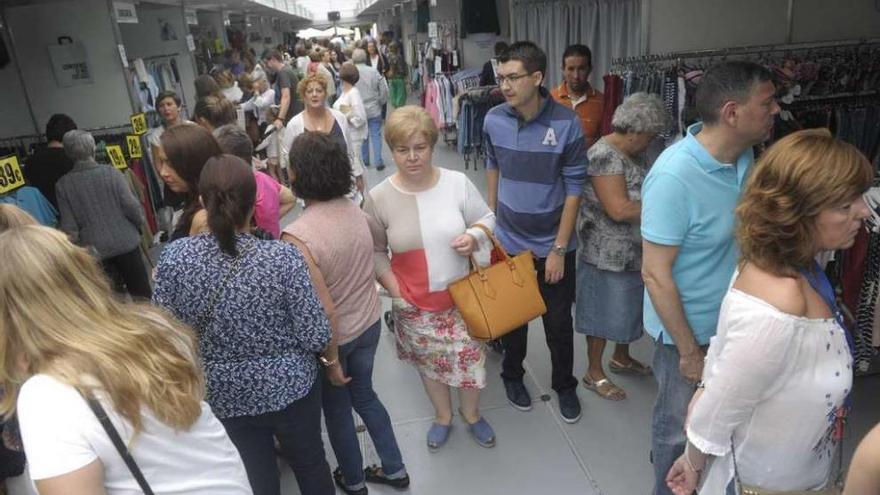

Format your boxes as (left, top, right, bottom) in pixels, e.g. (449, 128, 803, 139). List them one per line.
(483, 88, 587, 257)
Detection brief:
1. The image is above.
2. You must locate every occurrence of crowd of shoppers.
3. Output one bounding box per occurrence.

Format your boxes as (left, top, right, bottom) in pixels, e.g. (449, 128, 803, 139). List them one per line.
(3, 32, 880, 495)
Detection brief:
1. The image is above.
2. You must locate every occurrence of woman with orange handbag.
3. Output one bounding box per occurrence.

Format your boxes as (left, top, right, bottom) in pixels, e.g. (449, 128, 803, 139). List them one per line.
(364, 105, 497, 452)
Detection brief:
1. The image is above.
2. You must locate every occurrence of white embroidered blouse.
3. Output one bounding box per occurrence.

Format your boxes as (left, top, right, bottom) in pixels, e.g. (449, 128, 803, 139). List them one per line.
(689, 283, 852, 493)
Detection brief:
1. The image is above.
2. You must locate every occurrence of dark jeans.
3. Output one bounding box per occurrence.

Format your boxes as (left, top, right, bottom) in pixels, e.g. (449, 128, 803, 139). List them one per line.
(323, 320, 405, 487)
(221, 381, 333, 495)
(650, 340, 699, 495)
(101, 248, 152, 299)
(501, 250, 578, 393)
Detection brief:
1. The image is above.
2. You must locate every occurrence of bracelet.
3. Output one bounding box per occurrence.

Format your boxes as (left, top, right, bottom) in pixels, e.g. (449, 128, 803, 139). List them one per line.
(319, 356, 338, 368)
(684, 444, 704, 474)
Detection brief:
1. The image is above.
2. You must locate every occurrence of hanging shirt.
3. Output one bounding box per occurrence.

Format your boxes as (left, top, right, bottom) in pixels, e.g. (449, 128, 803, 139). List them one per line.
(0, 186, 58, 226)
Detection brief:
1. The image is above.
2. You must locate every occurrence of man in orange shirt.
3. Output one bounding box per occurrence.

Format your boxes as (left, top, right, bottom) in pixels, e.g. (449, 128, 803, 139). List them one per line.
(551, 44, 605, 148)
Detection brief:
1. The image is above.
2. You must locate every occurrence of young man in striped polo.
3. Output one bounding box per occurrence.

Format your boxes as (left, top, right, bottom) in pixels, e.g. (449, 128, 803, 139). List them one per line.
(483, 41, 588, 424)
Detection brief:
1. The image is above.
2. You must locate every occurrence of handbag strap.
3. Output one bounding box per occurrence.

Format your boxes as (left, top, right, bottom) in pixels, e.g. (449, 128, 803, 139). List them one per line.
(80, 393, 156, 495)
(467, 223, 511, 270)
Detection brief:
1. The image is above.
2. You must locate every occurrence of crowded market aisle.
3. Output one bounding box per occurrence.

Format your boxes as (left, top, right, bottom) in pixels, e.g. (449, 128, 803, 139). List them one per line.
(273, 112, 880, 495)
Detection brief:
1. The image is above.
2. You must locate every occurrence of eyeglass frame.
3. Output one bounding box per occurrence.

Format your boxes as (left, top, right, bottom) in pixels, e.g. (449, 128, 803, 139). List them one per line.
(496, 71, 538, 86)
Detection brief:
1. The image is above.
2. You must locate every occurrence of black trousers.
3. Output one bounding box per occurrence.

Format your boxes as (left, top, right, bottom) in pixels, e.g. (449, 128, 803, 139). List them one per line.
(220, 381, 334, 495)
(101, 248, 152, 300)
(501, 250, 578, 393)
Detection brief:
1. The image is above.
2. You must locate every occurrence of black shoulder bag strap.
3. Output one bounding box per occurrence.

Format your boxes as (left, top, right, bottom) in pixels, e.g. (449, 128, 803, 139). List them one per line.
(81, 394, 156, 495)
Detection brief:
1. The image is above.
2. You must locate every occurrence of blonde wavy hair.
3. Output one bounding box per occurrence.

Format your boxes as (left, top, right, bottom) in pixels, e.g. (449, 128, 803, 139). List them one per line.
(0, 204, 37, 231)
(0, 226, 204, 432)
(736, 129, 872, 276)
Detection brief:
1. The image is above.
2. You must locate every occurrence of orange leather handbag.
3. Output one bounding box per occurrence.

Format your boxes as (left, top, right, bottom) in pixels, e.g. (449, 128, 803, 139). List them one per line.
(448, 224, 547, 341)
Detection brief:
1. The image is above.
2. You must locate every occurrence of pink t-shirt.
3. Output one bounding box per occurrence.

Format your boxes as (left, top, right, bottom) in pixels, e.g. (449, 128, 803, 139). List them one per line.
(253, 171, 282, 238)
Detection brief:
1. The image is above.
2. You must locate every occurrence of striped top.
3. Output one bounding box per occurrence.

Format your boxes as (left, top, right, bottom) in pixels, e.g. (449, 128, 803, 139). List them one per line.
(483, 88, 588, 257)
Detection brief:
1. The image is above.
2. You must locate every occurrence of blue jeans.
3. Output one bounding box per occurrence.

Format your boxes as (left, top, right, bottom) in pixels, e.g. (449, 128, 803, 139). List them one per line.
(361, 117, 384, 167)
(651, 339, 698, 495)
(322, 320, 405, 487)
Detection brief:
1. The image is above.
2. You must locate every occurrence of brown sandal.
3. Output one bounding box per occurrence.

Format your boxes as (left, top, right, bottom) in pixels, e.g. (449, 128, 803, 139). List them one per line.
(608, 358, 652, 376)
(582, 375, 626, 401)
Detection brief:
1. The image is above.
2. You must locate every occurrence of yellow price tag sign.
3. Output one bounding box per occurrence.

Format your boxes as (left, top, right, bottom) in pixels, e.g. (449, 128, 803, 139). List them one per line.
(126, 135, 143, 158)
(0, 155, 26, 195)
(106, 145, 128, 170)
(130, 113, 148, 135)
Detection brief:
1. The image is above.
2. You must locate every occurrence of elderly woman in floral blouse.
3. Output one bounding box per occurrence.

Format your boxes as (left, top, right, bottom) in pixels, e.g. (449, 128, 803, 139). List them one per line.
(576, 93, 667, 401)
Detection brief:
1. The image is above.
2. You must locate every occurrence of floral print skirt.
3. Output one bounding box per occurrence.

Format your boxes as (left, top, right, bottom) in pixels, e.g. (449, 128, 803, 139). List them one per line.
(391, 297, 486, 389)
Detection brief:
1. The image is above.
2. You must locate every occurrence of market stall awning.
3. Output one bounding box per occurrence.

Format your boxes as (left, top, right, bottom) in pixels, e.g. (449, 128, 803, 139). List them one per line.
(297, 27, 327, 38)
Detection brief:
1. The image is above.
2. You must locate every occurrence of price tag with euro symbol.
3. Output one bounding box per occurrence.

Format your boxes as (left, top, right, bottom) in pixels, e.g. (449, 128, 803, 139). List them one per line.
(107, 145, 128, 170)
(126, 135, 143, 158)
(0, 155, 26, 195)
(130, 113, 148, 135)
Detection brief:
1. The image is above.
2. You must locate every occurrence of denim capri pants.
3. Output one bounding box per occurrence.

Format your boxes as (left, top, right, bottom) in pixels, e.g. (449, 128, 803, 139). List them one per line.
(575, 257, 644, 343)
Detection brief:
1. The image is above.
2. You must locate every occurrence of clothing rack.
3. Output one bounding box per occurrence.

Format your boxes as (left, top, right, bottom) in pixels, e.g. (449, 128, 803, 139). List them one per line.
(0, 124, 133, 146)
(611, 38, 880, 66)
(130, 52, 180, 62)
(607, 40, 880, 376)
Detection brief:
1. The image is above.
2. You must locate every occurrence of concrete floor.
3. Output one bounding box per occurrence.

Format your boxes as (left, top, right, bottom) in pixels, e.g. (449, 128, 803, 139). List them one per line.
(276, 128, 880, 495)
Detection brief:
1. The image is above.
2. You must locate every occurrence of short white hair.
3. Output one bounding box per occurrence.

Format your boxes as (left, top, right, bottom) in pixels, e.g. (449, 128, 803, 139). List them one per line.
(351, 48, 367, 64)
(62, 130, 96, 162)
(611, 92, 667, 134)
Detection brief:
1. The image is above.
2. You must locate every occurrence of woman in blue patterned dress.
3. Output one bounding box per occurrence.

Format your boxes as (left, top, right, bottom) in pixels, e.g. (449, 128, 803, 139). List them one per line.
(153, 155, 337, 495)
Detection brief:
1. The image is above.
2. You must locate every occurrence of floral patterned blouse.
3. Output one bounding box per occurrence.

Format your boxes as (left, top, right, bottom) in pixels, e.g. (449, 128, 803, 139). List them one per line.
(153, 233, 331, 418)
(578, 137, 647, 272)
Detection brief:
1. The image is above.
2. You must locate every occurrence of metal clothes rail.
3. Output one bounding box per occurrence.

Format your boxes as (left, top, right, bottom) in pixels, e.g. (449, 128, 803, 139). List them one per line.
(611, 38, 880, 66)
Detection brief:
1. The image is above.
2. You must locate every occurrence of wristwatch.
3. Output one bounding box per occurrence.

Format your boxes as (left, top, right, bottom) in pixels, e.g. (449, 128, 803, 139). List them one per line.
(319, 356, 338, 367)
(551, 244, 567, 257)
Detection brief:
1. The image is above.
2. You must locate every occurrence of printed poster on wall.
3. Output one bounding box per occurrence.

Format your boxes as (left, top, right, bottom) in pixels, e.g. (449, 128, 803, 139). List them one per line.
(114, 1, 138, 23)
(47, 42, 93, 88)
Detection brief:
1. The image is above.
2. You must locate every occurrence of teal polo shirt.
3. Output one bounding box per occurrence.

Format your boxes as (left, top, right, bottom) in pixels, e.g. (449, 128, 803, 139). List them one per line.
(641, 123, 754, 346)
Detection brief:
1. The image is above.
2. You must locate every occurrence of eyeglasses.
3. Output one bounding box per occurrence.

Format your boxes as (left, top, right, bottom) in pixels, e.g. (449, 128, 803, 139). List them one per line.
(496, 72, 533, 86)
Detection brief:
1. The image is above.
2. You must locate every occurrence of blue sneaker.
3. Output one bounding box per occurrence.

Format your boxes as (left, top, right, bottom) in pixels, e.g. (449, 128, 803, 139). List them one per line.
(558, 388, 582, 424)
(462, 415, 496, 448)
(426, 422, 451, 452)
(503, 379, 532, 411)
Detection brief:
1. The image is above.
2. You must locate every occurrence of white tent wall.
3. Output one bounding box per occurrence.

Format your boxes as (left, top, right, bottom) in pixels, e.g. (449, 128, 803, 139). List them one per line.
(376, 0, 510, 71)
(648, 0, 880, 54)
(0, 0, 133, 138)
(459, 0, 509, 71)
(119, 3, 197, 120)
(197, 10, 229, 53)
(246, 16, 283, 57)
(0, 21, 37, 138)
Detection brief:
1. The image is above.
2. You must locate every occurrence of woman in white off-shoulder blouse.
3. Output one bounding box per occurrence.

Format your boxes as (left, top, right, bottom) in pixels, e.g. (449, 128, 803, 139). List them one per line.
(666, 129, 873, 495)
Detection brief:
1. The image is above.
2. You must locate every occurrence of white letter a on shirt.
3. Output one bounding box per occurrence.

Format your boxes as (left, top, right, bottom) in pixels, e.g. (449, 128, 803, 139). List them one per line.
(542, 128, 558, 146)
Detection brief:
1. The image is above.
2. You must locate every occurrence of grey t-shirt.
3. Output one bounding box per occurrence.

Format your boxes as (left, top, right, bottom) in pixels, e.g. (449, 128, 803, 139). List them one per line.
(274, 65, 302, 121)
(578, 137, 647, 272)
